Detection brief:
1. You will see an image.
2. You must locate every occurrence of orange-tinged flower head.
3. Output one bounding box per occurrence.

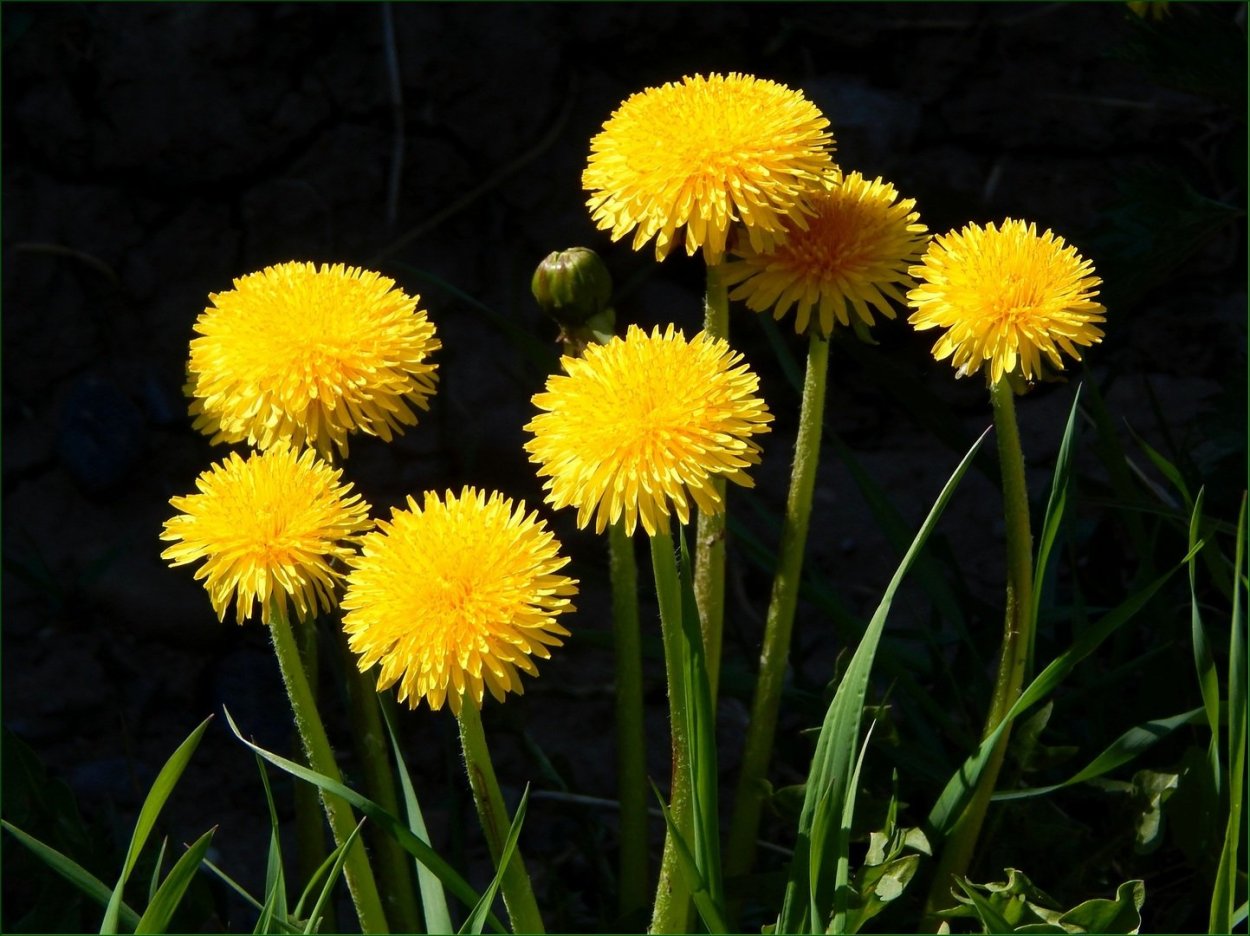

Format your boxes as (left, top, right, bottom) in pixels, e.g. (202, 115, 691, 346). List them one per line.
(161, 445, 372, 625)
(524, 324, 773, 537)
(341, 488, 578, 714)
(584, 73, 835, 264)
(187, 261, 441, 458)
(723, 169, 929, 336)
(907, 219, 1106, 384)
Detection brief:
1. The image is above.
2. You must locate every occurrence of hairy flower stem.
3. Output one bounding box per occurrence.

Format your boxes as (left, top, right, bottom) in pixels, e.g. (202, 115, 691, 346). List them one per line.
(608, 520, 649, 918)
(268, 598, 390, 934)
(925, 378, 1034, 926)
(650, 531, 694, 935)
(293, 620, 334, 931)
(341, 637, 422, 934)
(457, 703, 545, 935)
(725, 331, 830, 903)
(695, 262, 729, 703)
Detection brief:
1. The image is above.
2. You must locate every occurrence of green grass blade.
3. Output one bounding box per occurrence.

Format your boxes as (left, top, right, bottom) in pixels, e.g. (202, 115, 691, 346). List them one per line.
(379, 693, 453, 935)
(648, 781, 730, 934)
(255, 753, 289, 930)
(303, 819, 366, 935)
(1031, 385, 1083, 660)
(1189, 489, 1223, 798)
(1211, 492, 1247, 934)
(458, 785, 530, 936)
(223, 707, 501, 932)
(829, 722, 878, 935)
(926, 534, 1203, 841)
(778, 428, 990, 936)
(291, 845, 342, 923)
(993, 706, 1207, 801)
(134, 827, 216, 934)
(147, 838, 168, 905)
(101, 715, 212, 934)
(2, 820, 143, 931)
(678, 531, 725, 911)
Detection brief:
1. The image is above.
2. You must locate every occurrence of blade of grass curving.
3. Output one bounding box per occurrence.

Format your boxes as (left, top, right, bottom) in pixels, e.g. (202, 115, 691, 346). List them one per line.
(925, 534, 1203, 841)
(1234, 900, 1248, 929)
(224, 707, 503, 933)
(829, 721, 878, 935)
(2, 820, 142, 931)
(649, 780, 730, 934)
(255, 752, 289, 929)
(1188, 489, 1223, 801)
(292, 843, 342, 922)
(101, 715, 212, 934)
(1211, 493, 1247, 934)
(458, 785, 530, 936)
(1031, 385, 1083, 668)
(135, 827, 216, 934)
(993, 706, 1207, 801)
(1127, 423, 1193, 509)
(678, 531, 725, 911)
(148, 838, 168, 905)
(379, 692, 453, 934)
(303, 819, 366, 936)
(777, 429, 990, 936)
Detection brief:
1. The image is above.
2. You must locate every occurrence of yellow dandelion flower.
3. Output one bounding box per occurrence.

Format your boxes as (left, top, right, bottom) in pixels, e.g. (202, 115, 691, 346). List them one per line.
(341, 488, 577, 714)
(583, 72, 835, 264)
(907, 219, 1106, 384)
(722, 169, 929, 337)
(187, 261, 441, 458)
(161, 445, 372, 625)
(523, 324, 773, 537)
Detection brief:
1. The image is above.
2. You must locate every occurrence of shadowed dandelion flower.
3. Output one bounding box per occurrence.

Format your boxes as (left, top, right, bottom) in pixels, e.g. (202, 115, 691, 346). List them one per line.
(341, 488, 577, 714)
(723, 169, 929, 337)
(524, 324, 773, 537)
(187, 261, 441, 458)
(161, 445, 372, 625)
(907, 219, 1106, 384)
(584, 73, 835, 264)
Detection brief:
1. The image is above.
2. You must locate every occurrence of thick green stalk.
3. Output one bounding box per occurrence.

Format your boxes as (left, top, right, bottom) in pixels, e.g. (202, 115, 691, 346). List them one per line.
(925, 378, 1034, 924)
(293, 619, 334, 931)
(695, 262, 729, 702)
(456, 702, 545, 935)
(726, 330, 830, 893)
(608, 519, 649, 918)
(268, 598, 390, 934)
(649, 530, 694, 935)
(341, 640, 423, 934)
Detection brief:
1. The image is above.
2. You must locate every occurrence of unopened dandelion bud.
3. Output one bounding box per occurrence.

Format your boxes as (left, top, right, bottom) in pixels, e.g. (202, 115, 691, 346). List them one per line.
(531, 247, 613, 328)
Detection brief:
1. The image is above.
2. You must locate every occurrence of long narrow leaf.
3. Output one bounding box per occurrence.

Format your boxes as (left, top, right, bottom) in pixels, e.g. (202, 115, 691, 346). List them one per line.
(1188, 489, 1223, 799)
(2, 820, 142, 931)
(379, 695, 453, 935)
(255, 753, 289, 933)
(926, 535, 1203, 841)
(1032, 385, 1083, 665)
(992, 707, 1208, 801)
(649, 781, 730, 934)
(135, 827, 216, 934)
(147, 838, 168, 906)
(1211, 493, 1247, 934)
(223, 708, 502, 933)
(778, 429, 990, 935)
(458, 786, 531, 936)
(101, 716, 212, 934)
(830, 721, 878, 934)
(303, 820, 366, 936)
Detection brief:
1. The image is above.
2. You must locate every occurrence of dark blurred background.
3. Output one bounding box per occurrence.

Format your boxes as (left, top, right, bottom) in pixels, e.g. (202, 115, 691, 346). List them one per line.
(2, 3, 1245, 932)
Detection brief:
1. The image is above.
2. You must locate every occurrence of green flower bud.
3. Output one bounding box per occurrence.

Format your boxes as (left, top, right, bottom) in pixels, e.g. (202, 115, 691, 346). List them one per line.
(532, 248, 613, 327)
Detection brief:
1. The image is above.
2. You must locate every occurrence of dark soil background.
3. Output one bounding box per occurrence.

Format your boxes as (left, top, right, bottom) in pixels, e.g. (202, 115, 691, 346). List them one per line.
(2, 3, 1245, 933)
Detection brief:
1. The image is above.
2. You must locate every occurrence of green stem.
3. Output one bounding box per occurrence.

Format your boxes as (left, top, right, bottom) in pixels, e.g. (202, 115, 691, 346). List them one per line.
(924, 378, 1034, 925)
(695, 262, 729, 703)
(608, 519, 649, 919)
(342, 639, 423, 933)
(268, 598, 390, 934)
(456, 702, 545, 935)
(649, 530, 694, 935)
(726, 331, 830, 897)
(292, 619, 334, 931)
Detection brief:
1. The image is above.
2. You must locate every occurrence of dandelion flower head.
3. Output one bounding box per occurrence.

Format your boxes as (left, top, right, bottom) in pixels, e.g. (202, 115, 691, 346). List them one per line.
(723, 169, 929, 337)
(161, 445, 372, 625)
(187, 261, 441, 458)
(524, 324, 773, 537)
(341, 488, 577, 714)
(907, 219, 1106, 384)
(584, 73, 835, 264)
